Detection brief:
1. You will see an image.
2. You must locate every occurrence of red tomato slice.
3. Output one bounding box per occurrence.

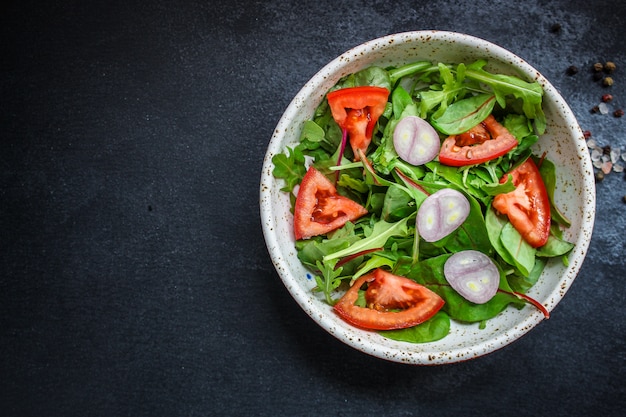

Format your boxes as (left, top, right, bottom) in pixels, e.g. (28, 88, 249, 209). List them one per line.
(293, 166, 368, 240)
(326, 86, 389, 160)
(334, 269, 444, 331)
(492, 158, 551, 247)
(438, 114, 518, 166)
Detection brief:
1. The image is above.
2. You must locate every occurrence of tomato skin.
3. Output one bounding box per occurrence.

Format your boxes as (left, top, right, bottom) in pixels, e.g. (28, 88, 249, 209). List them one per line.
(492, 158, 551, 248)
(438, 115, 518, 166)
(293, 167, 367, 240)
(326, 86, 389, 160)
(334, 269, 444, 331)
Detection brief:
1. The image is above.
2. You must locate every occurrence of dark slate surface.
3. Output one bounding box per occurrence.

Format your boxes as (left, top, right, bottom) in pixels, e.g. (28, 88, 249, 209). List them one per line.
(1, 1, 624, 416)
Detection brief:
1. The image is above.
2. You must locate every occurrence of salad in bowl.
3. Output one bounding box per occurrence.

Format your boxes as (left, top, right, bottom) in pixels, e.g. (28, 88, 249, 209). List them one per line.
(260, 31, 595, 364)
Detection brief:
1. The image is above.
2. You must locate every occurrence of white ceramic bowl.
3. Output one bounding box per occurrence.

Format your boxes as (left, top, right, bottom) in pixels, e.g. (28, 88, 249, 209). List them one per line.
(259, 31, 596, 365)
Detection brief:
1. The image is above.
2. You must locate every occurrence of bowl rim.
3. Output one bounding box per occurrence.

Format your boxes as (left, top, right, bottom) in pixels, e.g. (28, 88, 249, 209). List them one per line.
(260, 30, 596, 364)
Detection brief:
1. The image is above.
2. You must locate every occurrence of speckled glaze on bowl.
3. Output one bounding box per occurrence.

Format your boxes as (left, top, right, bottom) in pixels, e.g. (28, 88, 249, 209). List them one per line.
(259, 31, 595, 365)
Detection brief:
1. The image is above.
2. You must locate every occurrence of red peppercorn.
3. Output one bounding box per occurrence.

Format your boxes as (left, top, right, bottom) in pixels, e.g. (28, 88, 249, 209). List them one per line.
(614, 109, 624, 118)
(602, 94, 613, 102)
(583, 130, 592, 139)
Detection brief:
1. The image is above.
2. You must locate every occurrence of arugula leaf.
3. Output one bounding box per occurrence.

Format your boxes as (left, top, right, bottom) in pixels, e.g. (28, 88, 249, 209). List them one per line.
(503, 113, 532, 140)
(337, 173, 369, 194)
(271, 147, 306, 192)
(323, 217, 411, 261)
(424, 161, 490, 205)
(464, 66, 546, 134)
(388, 60, 435, 85)
(418, 63, 466, 119)
(313, 259, 344, 305)
(481, 173, 516, 195)
(350, 254, 395, 284)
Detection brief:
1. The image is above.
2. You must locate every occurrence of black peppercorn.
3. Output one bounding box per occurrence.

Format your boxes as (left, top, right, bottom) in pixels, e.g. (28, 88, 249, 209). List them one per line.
(550, 23, 562, 33)
(605, 61, 616, 73)
(591, 105, 600, 113)
(595, 170, 605, 182)
(566, 65, 578, 75)
(593, 72, 604, 81)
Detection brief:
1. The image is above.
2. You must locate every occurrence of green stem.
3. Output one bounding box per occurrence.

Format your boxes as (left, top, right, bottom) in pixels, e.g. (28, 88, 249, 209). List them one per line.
(389, 61, 437, 85)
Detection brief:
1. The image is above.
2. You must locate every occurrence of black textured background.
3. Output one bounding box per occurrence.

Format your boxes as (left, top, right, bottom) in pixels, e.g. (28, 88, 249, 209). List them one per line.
(1, 1, 624, 416)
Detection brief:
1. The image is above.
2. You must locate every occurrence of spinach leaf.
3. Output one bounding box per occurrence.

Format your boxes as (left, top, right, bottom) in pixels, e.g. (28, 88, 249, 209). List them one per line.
(539, 158, 572, 228)
(485, 204, 518, 268)
(536, 234, 575, 257)
(406, 254, 524, 323)
(391, 85, 415, 119)
(382, 184, 416, 221)
(507, 257, 546, 293)
(380, 311, 451, 343)
(335, 65, 392, 91)
(443, 190, 493, 254)
(431, 94, 496, 135)
(415, 179, 493, 254)
(499, 222, 536, 277)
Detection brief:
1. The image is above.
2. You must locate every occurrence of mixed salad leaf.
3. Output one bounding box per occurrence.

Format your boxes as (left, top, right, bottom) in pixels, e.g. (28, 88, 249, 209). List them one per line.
(271, 60, 573, 343)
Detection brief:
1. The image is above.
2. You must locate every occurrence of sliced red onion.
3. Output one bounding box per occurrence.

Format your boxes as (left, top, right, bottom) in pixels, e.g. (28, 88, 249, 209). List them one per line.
(393, 115, 440, 166)
(444, 250, 499, 304)
(416, 188, 470, 242)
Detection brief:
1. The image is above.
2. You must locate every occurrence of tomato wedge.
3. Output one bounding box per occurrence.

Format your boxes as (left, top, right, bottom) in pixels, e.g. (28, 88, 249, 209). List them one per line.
(326, 86, 389, 161)
(492, 158, 551, 248)
(293, 166, 368, 240)
(334, 269, 444, 331)
(438, 114, 518, 166)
